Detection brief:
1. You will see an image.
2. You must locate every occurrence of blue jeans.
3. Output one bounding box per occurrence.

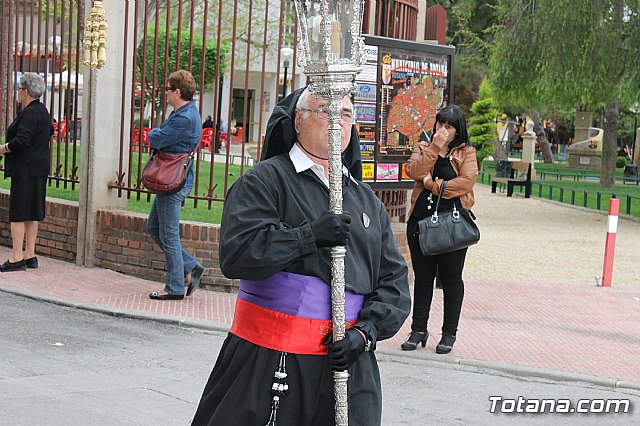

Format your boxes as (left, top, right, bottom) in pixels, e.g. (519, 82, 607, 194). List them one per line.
(146, 178, 200, 295)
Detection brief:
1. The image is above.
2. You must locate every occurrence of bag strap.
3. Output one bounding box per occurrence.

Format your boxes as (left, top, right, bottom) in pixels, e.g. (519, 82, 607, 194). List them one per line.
(432, 180, 447, 212)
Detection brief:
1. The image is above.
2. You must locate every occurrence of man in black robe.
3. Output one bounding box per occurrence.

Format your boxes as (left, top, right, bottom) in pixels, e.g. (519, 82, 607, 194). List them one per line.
(192, 88, 410, 426)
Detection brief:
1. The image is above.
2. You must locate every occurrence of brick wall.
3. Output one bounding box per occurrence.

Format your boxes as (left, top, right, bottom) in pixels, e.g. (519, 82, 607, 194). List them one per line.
(0, 190, 78, 261)
(93, 211, 411, 292)
(0, 189, 411, 291)
(94, 210, 236, 291)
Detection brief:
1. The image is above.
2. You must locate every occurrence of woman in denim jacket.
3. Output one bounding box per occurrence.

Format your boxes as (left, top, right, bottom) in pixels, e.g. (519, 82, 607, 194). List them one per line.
(148, 70, 205, 300)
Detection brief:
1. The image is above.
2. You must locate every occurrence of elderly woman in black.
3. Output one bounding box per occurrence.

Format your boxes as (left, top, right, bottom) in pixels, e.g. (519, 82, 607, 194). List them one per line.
(0, 73, 53, 272)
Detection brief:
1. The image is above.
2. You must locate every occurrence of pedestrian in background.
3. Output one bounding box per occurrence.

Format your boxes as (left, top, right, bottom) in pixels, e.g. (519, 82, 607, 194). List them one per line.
(0, 73, 53, 272)
(403, 104, 478, 354)
(202, 115, 213, 129)
(147, 69, 205, 300)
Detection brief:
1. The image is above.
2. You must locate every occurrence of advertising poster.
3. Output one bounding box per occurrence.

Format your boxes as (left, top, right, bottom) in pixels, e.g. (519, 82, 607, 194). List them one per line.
(360, 142, 375, 159)
(401, 163, 411, 180)
(353, 36, 454, 189)
(362, 163, 375, 181)
(377, 49, 450, 160)
(359, 63, 378, 83)
(376, 163, 400, 180)
(354, 102, 376, 123)
(355, 83, 377, 103)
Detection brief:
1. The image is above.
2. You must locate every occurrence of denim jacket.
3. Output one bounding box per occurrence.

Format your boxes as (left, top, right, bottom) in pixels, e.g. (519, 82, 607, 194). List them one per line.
(148, 101, 201, 185)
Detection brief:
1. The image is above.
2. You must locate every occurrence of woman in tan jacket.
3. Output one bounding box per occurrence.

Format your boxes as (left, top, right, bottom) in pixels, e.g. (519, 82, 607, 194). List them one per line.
(402, 105, 478, 354)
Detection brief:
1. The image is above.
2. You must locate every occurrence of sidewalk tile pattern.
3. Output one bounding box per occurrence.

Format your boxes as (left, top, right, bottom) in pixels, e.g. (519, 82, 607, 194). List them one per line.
(1, 247, 639, 383)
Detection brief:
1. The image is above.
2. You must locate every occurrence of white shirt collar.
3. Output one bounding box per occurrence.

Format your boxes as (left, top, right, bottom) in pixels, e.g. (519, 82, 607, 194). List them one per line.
(289, 143, 357, 187)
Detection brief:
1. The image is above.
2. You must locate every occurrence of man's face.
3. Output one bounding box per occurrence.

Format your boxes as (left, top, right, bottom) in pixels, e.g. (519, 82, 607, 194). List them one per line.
(295, 95, 354, 157)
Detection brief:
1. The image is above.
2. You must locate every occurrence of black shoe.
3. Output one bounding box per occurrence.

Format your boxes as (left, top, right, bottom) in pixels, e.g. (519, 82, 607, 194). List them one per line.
(149, 291, 184, 300)
(0, 259, 27, 272)
(186, 264, 205, 296)
(25, 257, 38, 269)
(436, 334, 456, 354)
(400, 331, 429, 351)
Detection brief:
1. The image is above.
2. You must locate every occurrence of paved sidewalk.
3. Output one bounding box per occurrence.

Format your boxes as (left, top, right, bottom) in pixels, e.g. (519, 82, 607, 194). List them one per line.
(1, 184, 640, 388)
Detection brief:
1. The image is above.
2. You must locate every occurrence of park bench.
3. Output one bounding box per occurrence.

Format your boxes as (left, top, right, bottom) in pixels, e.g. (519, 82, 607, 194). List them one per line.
(491, 161, 533, 198)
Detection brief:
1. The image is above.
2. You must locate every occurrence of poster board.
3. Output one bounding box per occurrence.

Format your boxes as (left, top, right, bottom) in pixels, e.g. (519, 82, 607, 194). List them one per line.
(356, 36, 455, 189)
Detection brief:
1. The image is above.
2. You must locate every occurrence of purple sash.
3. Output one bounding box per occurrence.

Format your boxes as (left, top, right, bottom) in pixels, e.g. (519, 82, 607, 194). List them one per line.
(239, 272, 364, 322)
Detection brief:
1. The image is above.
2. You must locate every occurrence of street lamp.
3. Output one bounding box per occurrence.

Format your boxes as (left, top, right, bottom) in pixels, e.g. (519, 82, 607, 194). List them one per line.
(280, 47, 294, 99)
(632, 102, 639, 162)
(292, 1, 366, 424)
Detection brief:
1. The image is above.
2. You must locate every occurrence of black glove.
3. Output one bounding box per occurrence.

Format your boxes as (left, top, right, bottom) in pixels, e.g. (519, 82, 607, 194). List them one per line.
(326, 328, 367, 371)
(310, 211, 351, 247)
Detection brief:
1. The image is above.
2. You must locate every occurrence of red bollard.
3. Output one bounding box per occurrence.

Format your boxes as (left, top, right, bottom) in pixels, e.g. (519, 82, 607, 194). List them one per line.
(602, 198, 620, 287)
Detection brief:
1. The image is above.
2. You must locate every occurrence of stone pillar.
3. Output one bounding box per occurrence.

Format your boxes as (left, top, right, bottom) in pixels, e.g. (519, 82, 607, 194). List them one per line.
(574, 111, 593, 144)
(77, 1, 133, 266)
(521, 121, 536, 164)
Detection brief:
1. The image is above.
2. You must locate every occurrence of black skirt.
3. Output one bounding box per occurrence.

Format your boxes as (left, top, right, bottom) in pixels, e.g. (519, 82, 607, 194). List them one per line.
(9, 176, 47, 222)
(191, 334, 382, 426)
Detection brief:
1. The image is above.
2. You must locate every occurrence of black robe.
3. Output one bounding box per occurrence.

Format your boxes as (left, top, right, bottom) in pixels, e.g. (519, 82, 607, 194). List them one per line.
(192, 154, 410, 426)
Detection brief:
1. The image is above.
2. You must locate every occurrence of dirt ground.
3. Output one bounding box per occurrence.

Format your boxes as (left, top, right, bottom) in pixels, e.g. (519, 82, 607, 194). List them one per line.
(462, 184, 640, 287)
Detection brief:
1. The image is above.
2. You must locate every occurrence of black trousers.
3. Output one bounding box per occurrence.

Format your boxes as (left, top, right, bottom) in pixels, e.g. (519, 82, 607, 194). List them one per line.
(406, 217, 467, 335)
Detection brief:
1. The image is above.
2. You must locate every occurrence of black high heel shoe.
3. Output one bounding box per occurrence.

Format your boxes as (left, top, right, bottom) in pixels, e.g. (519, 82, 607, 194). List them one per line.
(400, 331, 429, 351)
(436, 333, 456, 354)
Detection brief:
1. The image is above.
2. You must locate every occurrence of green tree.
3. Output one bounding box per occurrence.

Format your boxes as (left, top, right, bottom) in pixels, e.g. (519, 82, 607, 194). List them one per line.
(490, 0, 640, 186)
(137, 25, 230, 125)
(425, 0, 499, 106)
(468, 79, 502, 168)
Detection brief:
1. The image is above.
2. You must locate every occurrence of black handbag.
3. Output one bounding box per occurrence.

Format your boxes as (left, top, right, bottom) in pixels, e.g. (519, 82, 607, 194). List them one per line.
(418, 180, 480, 256)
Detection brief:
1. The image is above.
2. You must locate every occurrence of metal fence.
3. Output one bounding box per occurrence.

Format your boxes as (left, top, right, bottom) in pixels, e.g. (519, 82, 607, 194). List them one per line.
(479, 171, 640, 217)
(112, 0, 300, 207)
(1, 0, 300, 207)
(1, 0, 84, 190)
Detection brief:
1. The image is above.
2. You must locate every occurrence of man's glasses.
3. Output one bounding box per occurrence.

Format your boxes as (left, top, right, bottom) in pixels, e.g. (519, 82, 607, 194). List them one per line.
(165, 86, 176, 92)
(299, 107, 356, 125)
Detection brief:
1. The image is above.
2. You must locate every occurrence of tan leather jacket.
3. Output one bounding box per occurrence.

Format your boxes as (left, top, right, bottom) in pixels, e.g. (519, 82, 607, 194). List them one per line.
(405, 141, 478, 216)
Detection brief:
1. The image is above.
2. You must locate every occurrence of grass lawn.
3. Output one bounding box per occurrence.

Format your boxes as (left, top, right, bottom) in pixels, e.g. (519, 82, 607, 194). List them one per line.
(0, 143, 247, 224)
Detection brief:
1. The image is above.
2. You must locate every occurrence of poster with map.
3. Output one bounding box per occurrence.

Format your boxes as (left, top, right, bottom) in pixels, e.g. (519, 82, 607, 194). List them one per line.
(356, 36, 455, 188)
(378, 49, 450, 160)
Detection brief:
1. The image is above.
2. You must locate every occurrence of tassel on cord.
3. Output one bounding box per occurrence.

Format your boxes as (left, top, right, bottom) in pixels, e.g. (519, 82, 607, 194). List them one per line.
(265, 352, 289, 426)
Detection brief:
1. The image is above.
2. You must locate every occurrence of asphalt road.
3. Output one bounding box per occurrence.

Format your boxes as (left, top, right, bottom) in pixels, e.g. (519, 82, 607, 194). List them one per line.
(1, 292, 639, 425)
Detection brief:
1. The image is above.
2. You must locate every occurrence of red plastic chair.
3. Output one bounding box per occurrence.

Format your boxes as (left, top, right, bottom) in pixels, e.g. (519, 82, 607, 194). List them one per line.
(54, 120, 67, 139)
(231, 126, 244, 144)
(200, 128, 214, 151)
(132, 127, 150, 152)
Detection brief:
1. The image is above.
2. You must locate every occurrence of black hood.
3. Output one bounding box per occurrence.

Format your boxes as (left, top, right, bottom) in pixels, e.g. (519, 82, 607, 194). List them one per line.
(261, 87, 362, 181)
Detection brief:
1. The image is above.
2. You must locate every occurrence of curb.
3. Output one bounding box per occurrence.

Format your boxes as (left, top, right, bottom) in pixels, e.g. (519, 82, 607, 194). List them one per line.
(2, 283, 640, 392)
(376, 348, 640, 392)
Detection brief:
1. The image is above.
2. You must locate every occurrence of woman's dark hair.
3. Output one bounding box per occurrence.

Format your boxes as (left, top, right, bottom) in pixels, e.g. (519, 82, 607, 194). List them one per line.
(432, 104, 469, 149)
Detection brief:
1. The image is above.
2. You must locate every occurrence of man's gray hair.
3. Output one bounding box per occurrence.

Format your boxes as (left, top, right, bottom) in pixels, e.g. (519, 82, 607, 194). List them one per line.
(296, 87, 313, 119)
(19, 72, 46, 99)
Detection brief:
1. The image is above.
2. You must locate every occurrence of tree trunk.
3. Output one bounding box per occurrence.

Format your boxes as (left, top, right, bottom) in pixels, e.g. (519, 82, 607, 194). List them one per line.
(490, 139, 507, 162)
(600, 100, 619, 188)
(529, 109, 554, 163)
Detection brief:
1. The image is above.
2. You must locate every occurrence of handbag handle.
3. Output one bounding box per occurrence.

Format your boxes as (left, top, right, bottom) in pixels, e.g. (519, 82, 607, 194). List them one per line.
(430, 180, 448, 223)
